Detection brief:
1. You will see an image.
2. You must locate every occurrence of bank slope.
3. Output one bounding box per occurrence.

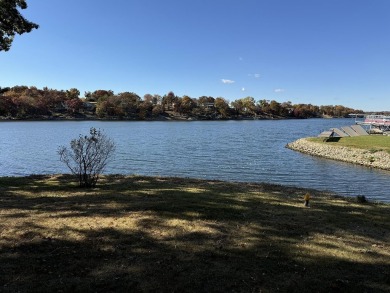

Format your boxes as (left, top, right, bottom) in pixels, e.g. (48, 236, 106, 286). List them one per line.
(0, 175, 389, 292)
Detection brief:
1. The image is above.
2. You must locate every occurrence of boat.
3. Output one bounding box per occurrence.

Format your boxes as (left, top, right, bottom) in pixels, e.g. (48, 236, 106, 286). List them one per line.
(351, 114, 390, 132)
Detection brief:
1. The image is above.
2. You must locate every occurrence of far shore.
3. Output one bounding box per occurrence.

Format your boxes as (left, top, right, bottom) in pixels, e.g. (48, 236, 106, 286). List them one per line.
(0, 113, 354, 122)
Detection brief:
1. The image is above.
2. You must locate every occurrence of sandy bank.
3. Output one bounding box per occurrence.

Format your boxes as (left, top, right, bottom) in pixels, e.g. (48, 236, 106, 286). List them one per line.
(286, 138, 390, 171)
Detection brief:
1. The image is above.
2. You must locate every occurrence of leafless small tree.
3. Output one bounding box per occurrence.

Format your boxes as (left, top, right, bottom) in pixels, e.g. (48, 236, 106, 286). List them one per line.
(58, 127, 115, 187)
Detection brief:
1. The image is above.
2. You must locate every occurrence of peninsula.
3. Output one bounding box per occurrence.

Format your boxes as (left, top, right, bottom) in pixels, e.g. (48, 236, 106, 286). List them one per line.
(287, 136, 390, 170)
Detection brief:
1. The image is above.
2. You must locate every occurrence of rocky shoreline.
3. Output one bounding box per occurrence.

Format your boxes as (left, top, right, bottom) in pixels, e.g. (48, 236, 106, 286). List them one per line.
(286, 138, 390, 171)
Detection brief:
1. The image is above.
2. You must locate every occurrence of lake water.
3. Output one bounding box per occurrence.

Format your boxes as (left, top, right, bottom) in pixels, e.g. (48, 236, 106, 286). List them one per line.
(1, 119, 390, 202)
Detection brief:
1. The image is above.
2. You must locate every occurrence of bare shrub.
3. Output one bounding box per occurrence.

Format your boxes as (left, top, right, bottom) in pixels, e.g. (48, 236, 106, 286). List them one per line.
(58, 127, 115, 187)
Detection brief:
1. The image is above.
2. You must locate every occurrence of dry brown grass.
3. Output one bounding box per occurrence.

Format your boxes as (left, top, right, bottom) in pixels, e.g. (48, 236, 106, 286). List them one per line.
(0, 175, 389, 292)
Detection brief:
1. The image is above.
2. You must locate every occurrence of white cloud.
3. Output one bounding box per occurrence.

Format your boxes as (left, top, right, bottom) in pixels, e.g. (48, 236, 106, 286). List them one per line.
(274, 88, 285, 93)
(221, 79, 235, 84)
(241, 87, 246, 91)
(248, 73, 261, 78)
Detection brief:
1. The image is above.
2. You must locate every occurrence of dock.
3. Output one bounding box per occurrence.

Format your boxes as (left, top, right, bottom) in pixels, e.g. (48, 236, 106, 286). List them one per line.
(318, 124, 369, 140)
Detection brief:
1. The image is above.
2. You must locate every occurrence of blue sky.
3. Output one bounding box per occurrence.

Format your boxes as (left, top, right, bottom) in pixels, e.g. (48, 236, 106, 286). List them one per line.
(1, 0, 389, 111)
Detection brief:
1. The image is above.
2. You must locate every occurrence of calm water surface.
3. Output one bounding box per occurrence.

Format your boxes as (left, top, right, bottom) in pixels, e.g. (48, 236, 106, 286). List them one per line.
(1, 119, 389, 202)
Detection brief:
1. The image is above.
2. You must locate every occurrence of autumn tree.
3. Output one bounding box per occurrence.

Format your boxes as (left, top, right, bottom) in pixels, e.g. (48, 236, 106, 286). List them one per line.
(152, 94, 162, 105)
(0, 87, 10, 94)
(0, 85, 365, 120)
(96, 97, 117, 118)
(66, 88, 80, 100)
(143, 94, 154, 104)
(280, 101, 293, 117)
(0, 0, 39, 51)
(162, 91, 178, 110)
(118, 92, 141, 117)
(152, 104, 164, 117)
(214, 97, 230, 118)
(0, 94, 16, 116)
(292, 104, 319, 118)
(138, 100, 153, 119)
(42, 87, 67, 111)
(2, 86, 48, 116)
(141, 94, 155, 117)
(118, 92, 141, 108)
(10, 95, 35, 116)
(58, 127, 116, 187)
(90, 90, 114, 102)
(197, 96, 214, 107)
(179, 95, 196, 115)
(65, 98, 83, 114)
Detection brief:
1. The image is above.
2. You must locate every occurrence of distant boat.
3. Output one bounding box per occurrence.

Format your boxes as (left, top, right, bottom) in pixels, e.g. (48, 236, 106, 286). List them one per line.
(354, 114, 390, 132)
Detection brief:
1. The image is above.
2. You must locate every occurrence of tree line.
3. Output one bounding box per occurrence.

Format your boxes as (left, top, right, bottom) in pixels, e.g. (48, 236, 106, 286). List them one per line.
(0, 86, 364, 120)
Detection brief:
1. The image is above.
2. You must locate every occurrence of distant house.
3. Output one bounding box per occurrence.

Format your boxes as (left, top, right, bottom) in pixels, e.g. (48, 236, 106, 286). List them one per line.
(53, 102, 67, 113)
(83, 101, 97, 112)
(202, 102, 215, 109)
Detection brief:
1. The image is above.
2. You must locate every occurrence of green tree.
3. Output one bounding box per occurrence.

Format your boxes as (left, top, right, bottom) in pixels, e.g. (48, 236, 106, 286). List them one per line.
(258, 99, 270, 113)
(58, 128, 116, 188)
(241, 97, 256, 114)
(231, 99, 244, 115)
(0, 0, 39, 51)
(269, 100, 281, 115)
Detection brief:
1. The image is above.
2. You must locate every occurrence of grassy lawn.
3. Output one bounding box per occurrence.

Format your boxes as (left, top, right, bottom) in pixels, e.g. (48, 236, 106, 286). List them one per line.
(0, 175, 389, 292)
(308, 136, 390, 154)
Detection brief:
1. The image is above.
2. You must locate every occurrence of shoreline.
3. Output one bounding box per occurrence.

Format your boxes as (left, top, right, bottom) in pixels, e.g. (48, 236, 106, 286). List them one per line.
(2, 173, 389, 204)
(286, 137, 390, 171)
(0, 113, 351, 122)
(0, 116, 290, 122)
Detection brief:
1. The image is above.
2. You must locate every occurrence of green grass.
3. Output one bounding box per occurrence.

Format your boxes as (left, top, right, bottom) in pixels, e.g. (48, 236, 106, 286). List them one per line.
(308, 136, 390, 154)
(0, 175, 389, 292)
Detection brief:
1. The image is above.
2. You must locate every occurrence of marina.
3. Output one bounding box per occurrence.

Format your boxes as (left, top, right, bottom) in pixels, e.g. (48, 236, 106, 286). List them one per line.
(319, 114, 390, 139)
(354, 114, 390, 132)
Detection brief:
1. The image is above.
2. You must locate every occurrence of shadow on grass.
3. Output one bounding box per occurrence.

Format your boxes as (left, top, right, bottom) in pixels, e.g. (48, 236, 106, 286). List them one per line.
(0, 175, 389, 292)
(325, 137, 341, 142)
